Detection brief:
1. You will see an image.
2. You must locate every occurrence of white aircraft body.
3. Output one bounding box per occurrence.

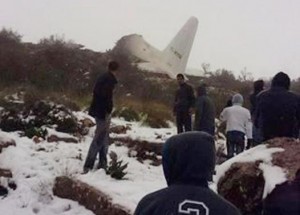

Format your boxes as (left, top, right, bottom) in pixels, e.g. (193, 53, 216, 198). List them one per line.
(121, 17, 198, 79)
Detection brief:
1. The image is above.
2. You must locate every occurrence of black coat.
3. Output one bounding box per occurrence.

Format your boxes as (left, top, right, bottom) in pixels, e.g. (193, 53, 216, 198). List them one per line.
(174, 83, 195, 113)
(263, 175, 300, 215)
(134, 132, 240, 215)
(255, 87, 300, 141)
(194, 95, 216, 135)
(88, 71, 117, 120)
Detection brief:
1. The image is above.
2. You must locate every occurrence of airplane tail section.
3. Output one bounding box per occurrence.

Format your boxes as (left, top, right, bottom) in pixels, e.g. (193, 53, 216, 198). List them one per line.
(163, 16, 198, 78)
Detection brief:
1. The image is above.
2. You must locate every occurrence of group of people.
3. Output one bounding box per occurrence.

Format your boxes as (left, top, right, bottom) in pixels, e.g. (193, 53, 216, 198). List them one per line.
(174, 72, 300, 159)
(83, 61, 300, 214)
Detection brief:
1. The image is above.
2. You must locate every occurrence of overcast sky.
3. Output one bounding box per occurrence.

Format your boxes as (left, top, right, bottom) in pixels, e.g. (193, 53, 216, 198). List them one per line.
(1, 0, 299, 79)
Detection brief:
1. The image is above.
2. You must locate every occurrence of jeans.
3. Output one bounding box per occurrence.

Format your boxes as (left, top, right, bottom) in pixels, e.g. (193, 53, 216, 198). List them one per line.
(226, 130, 245, 158)
(83, 116, 110, 170)
(176, 111, 192, 134)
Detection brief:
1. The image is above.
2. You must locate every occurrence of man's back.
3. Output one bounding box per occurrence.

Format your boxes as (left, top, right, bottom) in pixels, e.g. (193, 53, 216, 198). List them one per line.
(263, 171, 300, 215)
(135, 184, 240, 215)
(220, 105, 252, 136)
(194, 95, 215, 135)
(256, 87, 299, 140)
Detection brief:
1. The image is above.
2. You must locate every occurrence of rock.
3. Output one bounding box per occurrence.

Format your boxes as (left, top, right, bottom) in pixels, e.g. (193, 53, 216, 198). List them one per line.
(0, 133, 16, 153)
(53, 176, 130, 215)
(0, 185, 8, 196)
(112, 137, 162, 165)
(80, 118, 95, 128)
(216, 137, 300, 214)
(0, 168, 13, 178)
(47, 134, 78, 143)
(218, 162, 265, 214)
(110, 125, 130, 134)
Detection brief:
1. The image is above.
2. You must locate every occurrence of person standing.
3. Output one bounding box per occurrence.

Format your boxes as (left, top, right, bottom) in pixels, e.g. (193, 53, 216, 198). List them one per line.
(249, 80, 264, 147)
(255, 72, 300, 141)
(194, 84, 216, 136)
(173, 74, 195, 133)
(134, 132, 241, 215)
(83, 61, 119, 173)
(220, 93, 252, 158)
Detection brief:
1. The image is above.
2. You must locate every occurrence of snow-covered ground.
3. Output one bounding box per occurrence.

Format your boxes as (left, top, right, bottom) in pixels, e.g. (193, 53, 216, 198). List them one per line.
(0, 113, 289, 215)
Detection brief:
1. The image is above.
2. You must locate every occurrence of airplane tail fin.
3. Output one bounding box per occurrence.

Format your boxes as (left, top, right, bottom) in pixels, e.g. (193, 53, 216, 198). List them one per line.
(163, 17, 198, 78)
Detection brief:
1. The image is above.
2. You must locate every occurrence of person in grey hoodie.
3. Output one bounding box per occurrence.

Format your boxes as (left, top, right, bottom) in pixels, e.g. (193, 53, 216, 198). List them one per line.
(220, 94, 252, 158)
(134, 132, 241, 215)
(194, 84, 216, 136)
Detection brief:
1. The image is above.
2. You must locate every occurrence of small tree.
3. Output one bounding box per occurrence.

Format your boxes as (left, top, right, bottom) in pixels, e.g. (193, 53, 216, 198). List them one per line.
(106, 151, 128, 180)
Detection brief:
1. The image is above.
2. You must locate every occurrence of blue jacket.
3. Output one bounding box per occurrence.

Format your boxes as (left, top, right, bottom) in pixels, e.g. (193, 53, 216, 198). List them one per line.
(134, 132, 241, 215)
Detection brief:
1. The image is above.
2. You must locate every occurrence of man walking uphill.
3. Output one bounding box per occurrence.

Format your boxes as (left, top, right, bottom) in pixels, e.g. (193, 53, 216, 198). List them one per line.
(83, 61, 119, 173)
(173, 74, 195, 133)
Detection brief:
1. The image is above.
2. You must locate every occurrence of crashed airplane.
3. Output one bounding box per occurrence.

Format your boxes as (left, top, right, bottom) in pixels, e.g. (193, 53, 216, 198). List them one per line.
(120, 17, 198, 79)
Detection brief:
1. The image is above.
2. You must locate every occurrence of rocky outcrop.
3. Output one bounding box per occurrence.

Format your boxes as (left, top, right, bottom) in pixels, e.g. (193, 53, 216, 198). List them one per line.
(53, 176, 130, 215)
(47, 134, 78, 143)
(0, 133, 16, 153)
(0, 168, 13, 178)
(112, 136, 162, 166)
(216, 137, 300, 215)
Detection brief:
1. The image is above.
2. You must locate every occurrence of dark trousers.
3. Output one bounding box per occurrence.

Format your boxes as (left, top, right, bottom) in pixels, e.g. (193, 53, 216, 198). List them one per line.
(226, 131, 245, 158)
(176, 111, 192, 134)
(83, 117, 110, 170)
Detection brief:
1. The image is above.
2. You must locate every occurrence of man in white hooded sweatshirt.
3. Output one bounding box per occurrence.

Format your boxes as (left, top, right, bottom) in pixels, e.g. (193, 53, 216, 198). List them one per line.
(220, 93, 252, 158)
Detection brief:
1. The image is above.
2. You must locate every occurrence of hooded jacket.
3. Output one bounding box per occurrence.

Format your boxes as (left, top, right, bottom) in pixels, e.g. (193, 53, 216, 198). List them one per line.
(263, 169, 300, 215)
(255, 72, 300, 141)
(250, 80, 264, 116)
(134, 132, 241, 215)
(220, 94, 253, 139)
(194, 85, 216, 136)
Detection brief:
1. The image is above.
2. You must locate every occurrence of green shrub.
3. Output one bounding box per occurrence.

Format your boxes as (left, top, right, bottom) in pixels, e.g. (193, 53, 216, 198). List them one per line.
(106, 151, 128, 180)
(113, 107, 140, 122)
(24, 127, 48, 139)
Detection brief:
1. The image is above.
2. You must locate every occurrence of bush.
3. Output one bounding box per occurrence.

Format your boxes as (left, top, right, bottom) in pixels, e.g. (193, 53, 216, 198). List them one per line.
(112, 107, 140, 122)
(106, 151, 128, 180)
(24, 127, 48, 139)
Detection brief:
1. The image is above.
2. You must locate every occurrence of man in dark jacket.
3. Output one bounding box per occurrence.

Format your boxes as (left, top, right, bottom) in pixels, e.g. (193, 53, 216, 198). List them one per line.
(134, 132, 241, 215)
(263, 169, 300, 215)
(249, 80, 264, 146)
(255, 72, 300, 141)
(174, 74, 195, 133)
(83, 61, 119, 173)
(194, 84, 216, 136)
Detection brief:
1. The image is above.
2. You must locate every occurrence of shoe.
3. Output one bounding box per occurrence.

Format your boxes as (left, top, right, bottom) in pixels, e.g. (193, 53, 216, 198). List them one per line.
(81, 168, 90, 174)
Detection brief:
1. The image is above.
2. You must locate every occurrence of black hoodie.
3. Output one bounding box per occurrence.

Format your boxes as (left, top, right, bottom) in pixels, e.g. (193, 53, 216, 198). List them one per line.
(255, 72, 300, 141)
(134, 132, 241, 215)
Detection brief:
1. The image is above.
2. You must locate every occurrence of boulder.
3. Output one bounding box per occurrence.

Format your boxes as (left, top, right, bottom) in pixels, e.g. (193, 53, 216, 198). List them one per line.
(53, 176, 130, 215)
(112, 136, 162, 165)
(110, 125, 131, 134)
(216, 137, 300, 215)
(0, 168, 13, 178)
(47, 134, 78, 143)
(0, 132, 16, 153)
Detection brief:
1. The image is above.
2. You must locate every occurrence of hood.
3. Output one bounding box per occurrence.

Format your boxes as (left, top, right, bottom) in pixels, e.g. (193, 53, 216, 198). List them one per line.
(162, 131, 215, 186)
(253, 80, 264, 94)
(196, 84, 207, 96)
(232, 93, 244, 105)
(271, 72, 290, 90)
